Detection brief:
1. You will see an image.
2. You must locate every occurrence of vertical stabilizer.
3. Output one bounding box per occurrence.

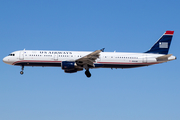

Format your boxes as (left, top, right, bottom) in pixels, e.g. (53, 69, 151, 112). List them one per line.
(145, 31, 174, 54)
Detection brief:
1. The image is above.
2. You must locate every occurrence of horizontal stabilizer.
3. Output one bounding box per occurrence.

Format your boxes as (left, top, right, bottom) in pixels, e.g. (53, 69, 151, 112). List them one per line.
(156, 54, 172, 62)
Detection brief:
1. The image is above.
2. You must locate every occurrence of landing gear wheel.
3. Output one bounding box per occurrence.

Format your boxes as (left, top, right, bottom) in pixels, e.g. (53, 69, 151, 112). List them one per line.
(20, 71, 24, 75)
(85, 70, 91, 78)
(20, 65, 24, 75)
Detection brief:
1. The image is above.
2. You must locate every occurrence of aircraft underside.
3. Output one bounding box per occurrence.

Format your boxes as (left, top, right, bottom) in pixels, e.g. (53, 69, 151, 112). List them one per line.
(14, 61, 151, 78)
(14, 62, 149, 68)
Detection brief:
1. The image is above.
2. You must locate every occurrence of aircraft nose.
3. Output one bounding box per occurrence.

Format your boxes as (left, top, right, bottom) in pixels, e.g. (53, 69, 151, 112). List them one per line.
(3, 57, 7, 63)
(3, 57, 10, 64)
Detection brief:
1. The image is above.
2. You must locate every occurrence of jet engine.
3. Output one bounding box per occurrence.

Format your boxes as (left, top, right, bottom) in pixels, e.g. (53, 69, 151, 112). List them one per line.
(61, 61, 77, 73)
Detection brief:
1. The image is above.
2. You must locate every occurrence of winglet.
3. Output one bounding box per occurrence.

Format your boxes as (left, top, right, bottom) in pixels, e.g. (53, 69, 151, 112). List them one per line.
(101, 48, 105, 52)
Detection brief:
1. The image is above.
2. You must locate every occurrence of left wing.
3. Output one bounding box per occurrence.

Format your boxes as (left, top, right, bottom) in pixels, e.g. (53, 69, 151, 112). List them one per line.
(75, 48, 105, 67)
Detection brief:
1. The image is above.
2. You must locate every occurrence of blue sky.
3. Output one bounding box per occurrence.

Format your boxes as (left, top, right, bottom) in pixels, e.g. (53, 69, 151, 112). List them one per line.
(0, 0, 180, 120)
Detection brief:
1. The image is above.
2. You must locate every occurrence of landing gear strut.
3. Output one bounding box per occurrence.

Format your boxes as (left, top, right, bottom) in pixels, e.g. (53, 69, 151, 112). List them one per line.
(83, 64, 91, 78)
(85, 69, 91, 78)
(20, 65, 24, 75)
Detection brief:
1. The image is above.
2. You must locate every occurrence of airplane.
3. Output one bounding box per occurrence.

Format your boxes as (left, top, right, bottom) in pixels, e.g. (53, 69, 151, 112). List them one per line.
(3, 31, 176, 78)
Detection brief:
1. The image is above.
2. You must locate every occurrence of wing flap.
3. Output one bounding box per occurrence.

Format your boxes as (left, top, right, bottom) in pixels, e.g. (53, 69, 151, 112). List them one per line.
(76, 48, 104, 67)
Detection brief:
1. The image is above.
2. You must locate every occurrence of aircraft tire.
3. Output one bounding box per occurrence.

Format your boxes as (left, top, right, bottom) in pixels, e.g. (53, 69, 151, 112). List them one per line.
(85, 70, 91, 78)
(20, 71, 24, 75)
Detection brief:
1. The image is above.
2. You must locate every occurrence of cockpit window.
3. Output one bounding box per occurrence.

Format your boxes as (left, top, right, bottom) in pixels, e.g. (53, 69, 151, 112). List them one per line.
(8, 54, 15, 56)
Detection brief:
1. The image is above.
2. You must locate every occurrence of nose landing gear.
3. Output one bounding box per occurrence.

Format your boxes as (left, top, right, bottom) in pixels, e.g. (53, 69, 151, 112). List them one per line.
(20, 65, 24, 75)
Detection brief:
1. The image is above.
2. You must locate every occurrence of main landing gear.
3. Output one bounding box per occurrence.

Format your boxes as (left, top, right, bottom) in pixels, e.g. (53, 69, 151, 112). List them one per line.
(20, 65, 24, 75)
(85, 69, 91, 78)
(83, 64, 91, 78)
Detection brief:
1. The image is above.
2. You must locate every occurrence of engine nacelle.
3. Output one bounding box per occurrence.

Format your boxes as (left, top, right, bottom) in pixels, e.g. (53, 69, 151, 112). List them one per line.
(61, 61, 76, 70)
(64, 69, 77, 73)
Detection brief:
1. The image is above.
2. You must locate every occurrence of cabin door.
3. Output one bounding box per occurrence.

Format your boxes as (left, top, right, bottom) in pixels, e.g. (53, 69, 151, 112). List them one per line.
(54, 54, 58, 60)
(142, 54, 147, 63)
(19, 51, 24, 60)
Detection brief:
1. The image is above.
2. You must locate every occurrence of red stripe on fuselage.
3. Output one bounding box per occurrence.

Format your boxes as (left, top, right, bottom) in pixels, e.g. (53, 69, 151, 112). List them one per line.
(12, 60, 161, 66)
(97, 62, 160, 65)
(12, 60, 62, 65)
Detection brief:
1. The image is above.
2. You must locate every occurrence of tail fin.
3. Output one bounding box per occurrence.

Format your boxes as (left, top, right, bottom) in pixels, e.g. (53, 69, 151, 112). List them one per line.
(145, 31, 174, 54)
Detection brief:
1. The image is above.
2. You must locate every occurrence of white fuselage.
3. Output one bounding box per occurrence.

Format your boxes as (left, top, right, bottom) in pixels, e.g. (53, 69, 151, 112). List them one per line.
(2, 31, 176, 77)
(3, 50, 176, 68)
